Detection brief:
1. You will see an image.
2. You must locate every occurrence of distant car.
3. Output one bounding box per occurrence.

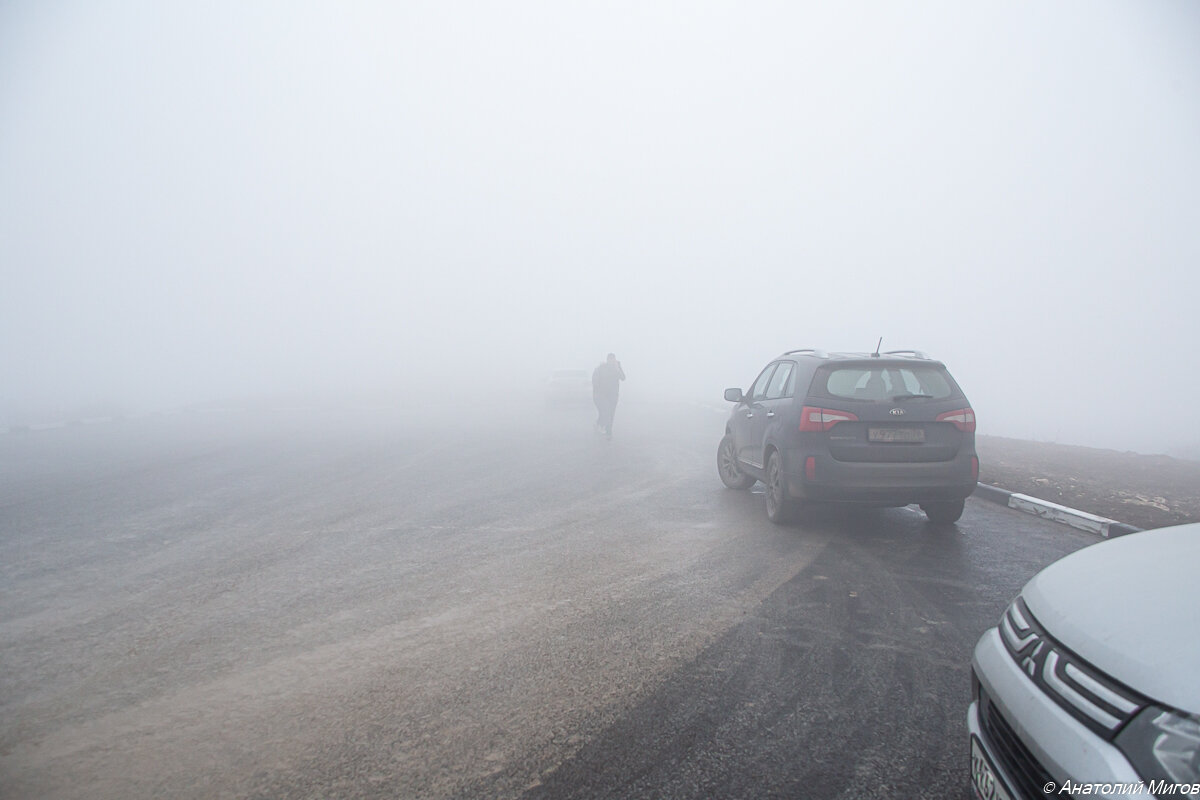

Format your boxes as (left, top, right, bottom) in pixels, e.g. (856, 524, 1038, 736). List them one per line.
(969, 524, 1200, 800)
(545, 369, 592, 405)
(717, 348, 978, 523)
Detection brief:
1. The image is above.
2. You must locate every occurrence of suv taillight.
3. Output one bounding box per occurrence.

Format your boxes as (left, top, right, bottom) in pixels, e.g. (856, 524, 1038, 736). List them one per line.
(936, 408, 976, 432)
(799, 406, 859, 432)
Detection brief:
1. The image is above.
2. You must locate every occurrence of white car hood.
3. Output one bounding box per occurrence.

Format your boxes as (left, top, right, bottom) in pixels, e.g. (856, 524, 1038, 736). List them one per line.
(1022, 523, 1200, 714)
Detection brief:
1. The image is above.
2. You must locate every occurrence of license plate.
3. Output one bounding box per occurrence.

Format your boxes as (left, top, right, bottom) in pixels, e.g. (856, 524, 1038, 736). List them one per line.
(868, 427, 925, 443)
(970, 736, 1013, 800)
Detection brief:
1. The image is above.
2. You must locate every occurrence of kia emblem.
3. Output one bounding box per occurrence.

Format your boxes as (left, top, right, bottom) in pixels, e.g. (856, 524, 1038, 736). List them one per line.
(889, 408, 905, 416)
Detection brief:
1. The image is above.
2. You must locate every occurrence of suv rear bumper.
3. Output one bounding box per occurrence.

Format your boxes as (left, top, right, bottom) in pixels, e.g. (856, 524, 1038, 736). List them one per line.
(782, 447, 976, 505)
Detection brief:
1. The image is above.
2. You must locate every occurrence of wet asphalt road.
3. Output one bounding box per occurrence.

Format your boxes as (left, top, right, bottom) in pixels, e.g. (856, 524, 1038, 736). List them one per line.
(0, 400, 1101, 799)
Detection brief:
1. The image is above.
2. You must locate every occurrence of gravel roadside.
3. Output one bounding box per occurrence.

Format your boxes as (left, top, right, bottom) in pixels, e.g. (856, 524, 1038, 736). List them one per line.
(977, 435, 1200, 531)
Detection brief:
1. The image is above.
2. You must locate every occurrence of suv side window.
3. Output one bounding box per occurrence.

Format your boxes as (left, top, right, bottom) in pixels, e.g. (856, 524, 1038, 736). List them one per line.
(765, 361, 795, 400)
(749, 364, 777, 401)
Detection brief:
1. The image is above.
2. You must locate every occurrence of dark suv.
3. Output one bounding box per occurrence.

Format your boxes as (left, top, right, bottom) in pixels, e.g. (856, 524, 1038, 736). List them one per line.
(717, 349, 978, 524)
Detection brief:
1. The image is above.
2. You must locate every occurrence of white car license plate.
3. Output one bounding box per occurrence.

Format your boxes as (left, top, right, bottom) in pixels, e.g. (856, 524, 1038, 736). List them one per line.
(868, 426, 925, 443)
(970, 736, 1013, 800)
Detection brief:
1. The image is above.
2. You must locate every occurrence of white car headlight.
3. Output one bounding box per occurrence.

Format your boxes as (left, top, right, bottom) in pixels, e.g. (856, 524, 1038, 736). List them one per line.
(1117, 706, 1200, 788)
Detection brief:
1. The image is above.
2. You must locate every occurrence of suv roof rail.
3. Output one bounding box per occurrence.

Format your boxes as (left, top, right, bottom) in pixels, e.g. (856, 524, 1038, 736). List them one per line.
(883, 352, 936, 362)
(782, 348, 829, 358)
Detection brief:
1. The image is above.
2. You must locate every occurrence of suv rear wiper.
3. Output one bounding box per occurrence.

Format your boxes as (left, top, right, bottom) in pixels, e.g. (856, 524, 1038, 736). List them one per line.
(891, 393, 934, 401)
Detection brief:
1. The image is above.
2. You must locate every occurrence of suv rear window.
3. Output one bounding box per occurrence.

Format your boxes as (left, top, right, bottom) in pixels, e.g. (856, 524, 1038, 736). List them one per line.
(813, 364, 960, 402)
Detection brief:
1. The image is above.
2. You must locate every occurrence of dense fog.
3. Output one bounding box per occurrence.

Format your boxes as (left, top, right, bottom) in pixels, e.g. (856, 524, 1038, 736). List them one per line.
(2, 1, 1198, 453)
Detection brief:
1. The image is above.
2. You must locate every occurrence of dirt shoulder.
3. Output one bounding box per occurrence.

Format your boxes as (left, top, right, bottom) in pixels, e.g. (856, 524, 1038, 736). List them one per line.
(976, 435, 1200, 531)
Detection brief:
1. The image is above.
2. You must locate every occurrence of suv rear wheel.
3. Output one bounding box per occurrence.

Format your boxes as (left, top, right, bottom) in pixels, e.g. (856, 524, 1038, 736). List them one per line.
(765, 451, 801, 523)
(717, 434, 756, 490)
(921, 499, 965, 524)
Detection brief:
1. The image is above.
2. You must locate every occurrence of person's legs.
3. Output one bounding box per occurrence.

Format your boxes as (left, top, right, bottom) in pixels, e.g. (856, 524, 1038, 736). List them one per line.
(600, 398, 616, 437)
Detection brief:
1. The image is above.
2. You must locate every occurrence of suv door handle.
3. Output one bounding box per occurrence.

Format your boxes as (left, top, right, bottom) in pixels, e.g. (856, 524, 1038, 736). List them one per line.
(766, 410, 776, 418)
(745, 411, 754, 418)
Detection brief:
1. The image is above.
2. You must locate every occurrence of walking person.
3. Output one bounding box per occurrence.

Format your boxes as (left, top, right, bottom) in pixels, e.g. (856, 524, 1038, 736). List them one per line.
(592, 353, 625, 439)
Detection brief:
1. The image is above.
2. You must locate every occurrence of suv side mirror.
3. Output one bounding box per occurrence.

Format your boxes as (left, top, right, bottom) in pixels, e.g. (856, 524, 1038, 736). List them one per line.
(724, 388, 744, 403)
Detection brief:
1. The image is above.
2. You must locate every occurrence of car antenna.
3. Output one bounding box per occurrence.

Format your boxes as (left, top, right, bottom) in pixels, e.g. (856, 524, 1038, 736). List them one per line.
(872, 337, 882, 358)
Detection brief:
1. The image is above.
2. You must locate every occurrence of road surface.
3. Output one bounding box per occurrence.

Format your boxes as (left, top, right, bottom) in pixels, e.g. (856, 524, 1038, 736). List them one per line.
(0, 400, 1099, 799)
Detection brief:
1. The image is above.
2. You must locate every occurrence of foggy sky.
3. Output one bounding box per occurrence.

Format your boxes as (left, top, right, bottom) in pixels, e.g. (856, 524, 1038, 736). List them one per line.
(2, 1, 1198, 452)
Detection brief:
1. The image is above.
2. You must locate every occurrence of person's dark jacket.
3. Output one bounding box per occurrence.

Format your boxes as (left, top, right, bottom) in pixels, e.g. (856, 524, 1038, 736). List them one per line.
(592, 361, 625, 401)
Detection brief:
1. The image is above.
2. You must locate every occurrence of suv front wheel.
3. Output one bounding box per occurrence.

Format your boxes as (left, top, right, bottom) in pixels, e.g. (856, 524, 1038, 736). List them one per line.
(717, 434, 756, 490)
(765, 451, 801, 523)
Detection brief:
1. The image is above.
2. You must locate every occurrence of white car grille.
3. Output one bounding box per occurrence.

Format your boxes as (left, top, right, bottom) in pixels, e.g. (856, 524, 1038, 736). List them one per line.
(1000, 598, 1145, 740)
